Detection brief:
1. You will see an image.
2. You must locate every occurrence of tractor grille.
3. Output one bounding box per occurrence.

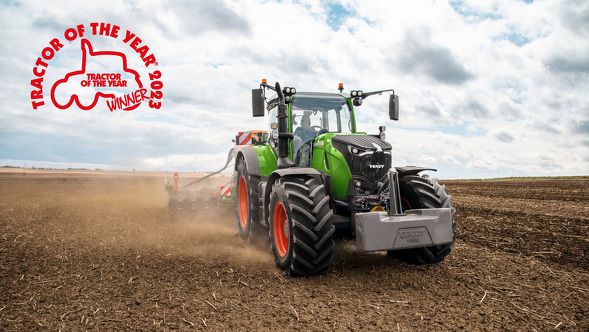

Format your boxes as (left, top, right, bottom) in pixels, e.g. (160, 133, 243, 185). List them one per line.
(347, 153, 391, 182)
(332, 135, 392, 183)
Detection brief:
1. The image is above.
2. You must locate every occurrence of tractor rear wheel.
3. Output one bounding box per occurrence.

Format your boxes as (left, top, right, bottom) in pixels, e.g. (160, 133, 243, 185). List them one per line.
(269, 176, 335, 277)
(235, 158, 260, 238)
(389, 175, 457, 264)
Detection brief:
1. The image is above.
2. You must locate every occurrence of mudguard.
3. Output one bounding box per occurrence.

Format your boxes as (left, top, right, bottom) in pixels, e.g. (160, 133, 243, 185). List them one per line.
(395, 166, 437, 176)
(234, 145, 261, 177)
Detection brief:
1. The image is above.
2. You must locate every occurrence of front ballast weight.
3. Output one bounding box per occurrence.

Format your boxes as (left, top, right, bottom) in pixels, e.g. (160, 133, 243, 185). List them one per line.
(355, 169, 454, 253)
(355, 206, 454, 252)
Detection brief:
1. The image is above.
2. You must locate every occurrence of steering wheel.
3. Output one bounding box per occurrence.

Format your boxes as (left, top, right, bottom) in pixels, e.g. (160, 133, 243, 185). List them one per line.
(311, 126, 328, 135)
(310, 126, 327, 135)
(308, 125, 321, 131)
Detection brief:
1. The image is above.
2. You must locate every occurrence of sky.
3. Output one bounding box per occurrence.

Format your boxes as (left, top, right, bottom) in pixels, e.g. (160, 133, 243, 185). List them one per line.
(0, 0, 587, 179)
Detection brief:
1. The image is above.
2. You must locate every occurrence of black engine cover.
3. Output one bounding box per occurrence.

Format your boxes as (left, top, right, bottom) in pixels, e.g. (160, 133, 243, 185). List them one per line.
(332, 135, 392, 183)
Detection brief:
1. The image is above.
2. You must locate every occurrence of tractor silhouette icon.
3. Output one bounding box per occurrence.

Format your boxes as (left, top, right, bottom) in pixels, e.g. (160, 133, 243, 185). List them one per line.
(50, 39, 143, 110)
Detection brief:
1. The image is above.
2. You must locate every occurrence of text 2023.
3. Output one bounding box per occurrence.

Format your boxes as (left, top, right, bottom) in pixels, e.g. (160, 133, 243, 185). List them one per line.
(149, 70, 163, 109)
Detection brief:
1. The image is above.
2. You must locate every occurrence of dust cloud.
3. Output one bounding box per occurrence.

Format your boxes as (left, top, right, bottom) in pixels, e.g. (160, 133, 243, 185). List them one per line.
(0, 169, 274, 272)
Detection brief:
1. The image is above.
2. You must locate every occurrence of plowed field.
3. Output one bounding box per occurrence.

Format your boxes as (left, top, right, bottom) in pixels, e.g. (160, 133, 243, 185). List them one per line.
(1, 169, 587, 331)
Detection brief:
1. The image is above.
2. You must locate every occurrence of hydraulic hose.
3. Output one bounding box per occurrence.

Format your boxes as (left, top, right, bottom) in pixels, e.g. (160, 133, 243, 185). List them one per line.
(181, 148, 236, 190)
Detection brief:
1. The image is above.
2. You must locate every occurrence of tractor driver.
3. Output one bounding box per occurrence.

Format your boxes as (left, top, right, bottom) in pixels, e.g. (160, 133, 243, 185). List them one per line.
(294, 114, 316, 143)
(293, 113, 320, 166)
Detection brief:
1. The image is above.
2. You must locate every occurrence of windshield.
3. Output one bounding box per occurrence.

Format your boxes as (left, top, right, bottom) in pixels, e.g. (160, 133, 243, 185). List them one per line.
(290, 93, 354, 135)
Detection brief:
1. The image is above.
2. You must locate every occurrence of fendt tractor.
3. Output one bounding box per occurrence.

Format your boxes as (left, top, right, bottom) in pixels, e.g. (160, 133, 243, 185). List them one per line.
(233, 80, 457, 277)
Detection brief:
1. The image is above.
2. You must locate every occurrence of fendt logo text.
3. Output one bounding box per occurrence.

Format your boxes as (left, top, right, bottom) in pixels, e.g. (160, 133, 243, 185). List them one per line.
(31, 22, 163, 112)
(369, 164, 385, 169)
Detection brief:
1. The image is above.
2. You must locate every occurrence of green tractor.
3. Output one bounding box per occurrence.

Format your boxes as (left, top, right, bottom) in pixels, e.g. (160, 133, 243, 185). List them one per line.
(234, 80, 456, 277)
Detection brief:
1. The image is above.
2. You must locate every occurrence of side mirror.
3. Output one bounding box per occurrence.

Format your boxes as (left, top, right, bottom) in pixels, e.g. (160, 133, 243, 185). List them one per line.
(252, 89, 265, 117)
(389, 94, 399, 121)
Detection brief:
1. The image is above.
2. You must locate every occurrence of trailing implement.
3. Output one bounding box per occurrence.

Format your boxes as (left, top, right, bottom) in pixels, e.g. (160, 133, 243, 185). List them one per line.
(166, 130, 267, 220)
(235, 80, 457, 276)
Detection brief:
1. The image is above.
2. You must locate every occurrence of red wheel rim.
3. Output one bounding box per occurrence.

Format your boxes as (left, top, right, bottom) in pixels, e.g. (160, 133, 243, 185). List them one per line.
(238, 176, 248, 228)
(401, 197, 411, 210)
(273, 202, 289, 257)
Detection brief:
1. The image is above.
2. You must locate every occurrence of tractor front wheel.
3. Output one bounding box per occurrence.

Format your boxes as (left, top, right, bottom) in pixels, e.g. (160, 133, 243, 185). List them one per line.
(389, 175, 457, 264)
(269, 176, 335, 277)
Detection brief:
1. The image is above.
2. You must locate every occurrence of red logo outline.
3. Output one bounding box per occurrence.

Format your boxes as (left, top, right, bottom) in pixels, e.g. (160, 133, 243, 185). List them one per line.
(50, 39, 143, 111)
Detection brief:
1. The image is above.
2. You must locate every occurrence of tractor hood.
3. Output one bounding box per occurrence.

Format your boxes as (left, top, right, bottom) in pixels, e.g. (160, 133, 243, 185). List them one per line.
(331, 134, 392, 152)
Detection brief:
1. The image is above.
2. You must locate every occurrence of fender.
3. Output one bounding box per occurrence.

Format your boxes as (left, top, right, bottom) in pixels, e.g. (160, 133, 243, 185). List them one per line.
(263, 168, 329, 225)
(234, 145, 261, 177)
(395, 166, 437, 177)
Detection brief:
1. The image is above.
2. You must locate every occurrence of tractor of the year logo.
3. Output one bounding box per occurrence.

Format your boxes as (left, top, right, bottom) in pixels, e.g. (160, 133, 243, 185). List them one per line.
(30, 23, 163, 111)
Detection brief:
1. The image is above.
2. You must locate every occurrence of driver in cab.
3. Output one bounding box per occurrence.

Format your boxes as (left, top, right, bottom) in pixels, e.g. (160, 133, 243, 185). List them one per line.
(292, 113, 321, 165)
(294, 114, 316, 143)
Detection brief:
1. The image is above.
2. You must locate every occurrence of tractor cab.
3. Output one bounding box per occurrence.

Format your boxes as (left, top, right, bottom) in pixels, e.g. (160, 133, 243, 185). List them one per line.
(266, 92, 355, 167)
(290, 93, 355, 164)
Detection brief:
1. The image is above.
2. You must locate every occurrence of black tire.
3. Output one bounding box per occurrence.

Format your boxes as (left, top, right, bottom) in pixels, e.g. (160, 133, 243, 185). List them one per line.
(168, 196, 179, 221)
(181, 197, 193, 218)
(388, 175, 457, 264)
(235, 157, 261, 238)
(269, 176, 335, 277)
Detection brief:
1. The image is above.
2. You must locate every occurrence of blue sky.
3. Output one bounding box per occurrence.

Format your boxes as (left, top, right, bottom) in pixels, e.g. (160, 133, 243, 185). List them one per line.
(1, 0, 588, 179)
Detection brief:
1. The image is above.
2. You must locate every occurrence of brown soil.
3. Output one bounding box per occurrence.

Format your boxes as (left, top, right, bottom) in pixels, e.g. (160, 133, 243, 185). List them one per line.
(0, 169, 587, 331)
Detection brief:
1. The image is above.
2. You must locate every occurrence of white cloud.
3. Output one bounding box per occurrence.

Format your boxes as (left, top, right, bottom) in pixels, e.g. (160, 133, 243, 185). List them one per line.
(0, 0, 587, 178)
